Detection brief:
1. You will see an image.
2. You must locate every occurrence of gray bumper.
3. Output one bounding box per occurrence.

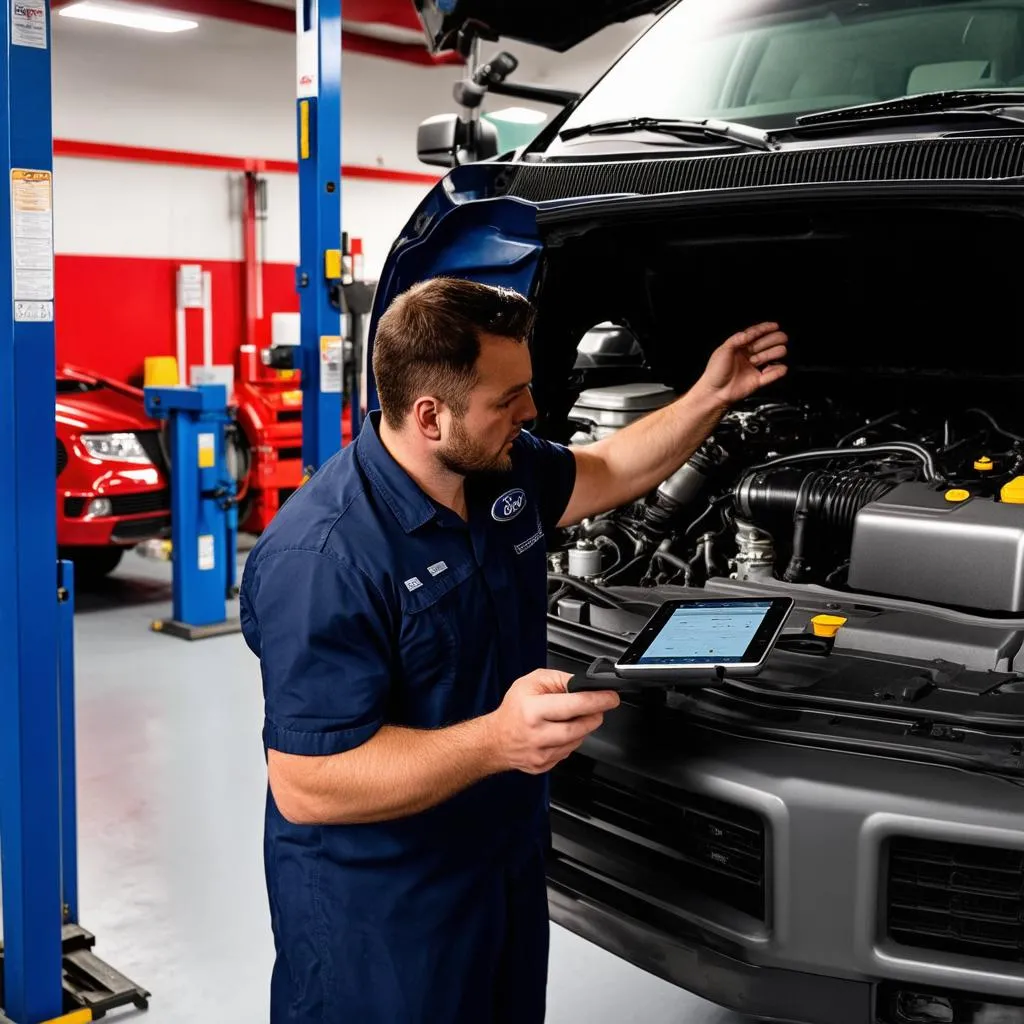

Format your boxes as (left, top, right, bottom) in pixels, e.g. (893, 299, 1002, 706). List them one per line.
(548, 707, 1024, 1019)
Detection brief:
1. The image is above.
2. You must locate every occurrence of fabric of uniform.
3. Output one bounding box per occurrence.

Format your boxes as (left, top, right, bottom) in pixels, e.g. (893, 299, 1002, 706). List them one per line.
(240, 410, 577, 1024)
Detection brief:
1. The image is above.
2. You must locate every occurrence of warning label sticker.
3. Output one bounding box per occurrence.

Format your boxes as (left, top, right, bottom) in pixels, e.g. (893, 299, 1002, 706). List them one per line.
(198, 432, 215, 469)
(14, 300, 52, 322)
(11, 169, 53, 305)
(198, 535, 215, 572)
(320, 336, 342, 394)
(11, 0, 46, 49)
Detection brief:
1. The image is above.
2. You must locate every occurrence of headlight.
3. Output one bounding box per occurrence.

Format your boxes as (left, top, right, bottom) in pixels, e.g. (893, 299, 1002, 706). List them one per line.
(81, 432, 152, 464)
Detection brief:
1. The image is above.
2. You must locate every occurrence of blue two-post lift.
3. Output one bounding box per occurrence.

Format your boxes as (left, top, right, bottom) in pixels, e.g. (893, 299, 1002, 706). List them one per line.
(0, 0, 343, 1017)
(296, 0, 343, 470)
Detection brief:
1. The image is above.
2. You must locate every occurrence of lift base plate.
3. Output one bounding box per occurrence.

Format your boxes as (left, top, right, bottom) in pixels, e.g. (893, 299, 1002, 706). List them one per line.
(150, 617, 242, 641)
(0, 923, 150, 1020)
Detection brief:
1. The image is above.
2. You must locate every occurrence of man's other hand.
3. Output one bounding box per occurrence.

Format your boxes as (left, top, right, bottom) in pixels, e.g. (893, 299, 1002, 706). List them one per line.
(696, 322, 789, 407)
(486, 669, 621, 776)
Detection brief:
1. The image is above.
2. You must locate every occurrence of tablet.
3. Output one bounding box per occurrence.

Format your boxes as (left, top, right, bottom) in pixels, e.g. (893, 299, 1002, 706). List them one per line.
(613, 597, 794, 678)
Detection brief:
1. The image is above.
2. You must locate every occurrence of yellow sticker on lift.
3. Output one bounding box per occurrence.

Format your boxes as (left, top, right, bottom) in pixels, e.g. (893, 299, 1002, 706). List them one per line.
(198, 432, 215, 469)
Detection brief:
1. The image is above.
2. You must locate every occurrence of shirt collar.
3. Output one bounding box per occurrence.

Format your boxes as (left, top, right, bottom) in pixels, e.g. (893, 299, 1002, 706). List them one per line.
(355, 411, 439, 534)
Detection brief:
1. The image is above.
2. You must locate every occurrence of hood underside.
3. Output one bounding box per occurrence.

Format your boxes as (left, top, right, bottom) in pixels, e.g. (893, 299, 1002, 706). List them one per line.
(413, 0, 670, 53)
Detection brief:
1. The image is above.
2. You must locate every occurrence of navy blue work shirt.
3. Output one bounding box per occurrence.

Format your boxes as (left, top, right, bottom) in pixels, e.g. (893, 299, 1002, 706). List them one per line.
(240, 411, 577, 1023)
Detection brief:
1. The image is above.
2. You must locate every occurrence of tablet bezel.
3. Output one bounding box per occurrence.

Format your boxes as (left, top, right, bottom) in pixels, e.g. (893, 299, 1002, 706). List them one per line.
(613, 597, 795, 677)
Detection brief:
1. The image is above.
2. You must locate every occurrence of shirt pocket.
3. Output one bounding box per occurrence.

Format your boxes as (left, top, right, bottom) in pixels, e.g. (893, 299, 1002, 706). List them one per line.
(393, 559, 476, 728)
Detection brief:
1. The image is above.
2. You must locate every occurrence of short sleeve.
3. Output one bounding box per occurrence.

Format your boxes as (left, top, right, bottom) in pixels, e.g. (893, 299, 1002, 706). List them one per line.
(515, 430, 577, 529)
(242, 548, 394, 757)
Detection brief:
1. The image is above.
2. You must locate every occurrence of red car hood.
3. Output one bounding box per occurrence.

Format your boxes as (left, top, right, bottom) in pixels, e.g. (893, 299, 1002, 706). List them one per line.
(56, 368, 157, 434)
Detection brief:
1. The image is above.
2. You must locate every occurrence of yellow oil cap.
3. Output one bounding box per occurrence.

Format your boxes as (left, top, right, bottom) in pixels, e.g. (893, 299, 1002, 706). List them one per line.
(945, 488, 971, 503)
(810, 614, 847, 638)
(974, 456, 994, 472)
(1001, 476, 1024, 504)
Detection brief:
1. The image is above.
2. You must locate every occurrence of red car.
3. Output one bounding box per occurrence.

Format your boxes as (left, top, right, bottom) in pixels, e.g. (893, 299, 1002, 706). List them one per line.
(56, 365, 171, 581)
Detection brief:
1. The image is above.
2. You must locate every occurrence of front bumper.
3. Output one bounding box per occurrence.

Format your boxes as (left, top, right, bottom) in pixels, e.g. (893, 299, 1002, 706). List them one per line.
(547, 708, 1024, 1023)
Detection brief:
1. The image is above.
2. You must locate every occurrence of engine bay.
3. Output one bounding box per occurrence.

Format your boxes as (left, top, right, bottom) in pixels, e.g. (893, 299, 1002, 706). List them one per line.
(533, 198, 1024, 618)
(551, 363, 1024, 614)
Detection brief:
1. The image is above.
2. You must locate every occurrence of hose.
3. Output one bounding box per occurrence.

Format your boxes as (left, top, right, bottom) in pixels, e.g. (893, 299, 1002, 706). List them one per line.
(742, 442, 939, 482)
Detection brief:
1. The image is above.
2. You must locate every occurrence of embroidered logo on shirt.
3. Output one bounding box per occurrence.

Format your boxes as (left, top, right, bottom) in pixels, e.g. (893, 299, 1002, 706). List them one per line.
(404, 577, 423, 592)
(491, 488, 526, 523)
(427, 561, 448, 577)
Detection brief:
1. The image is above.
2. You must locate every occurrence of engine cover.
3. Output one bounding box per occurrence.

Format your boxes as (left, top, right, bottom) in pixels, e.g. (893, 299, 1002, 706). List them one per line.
(848, 481, 1024, 612)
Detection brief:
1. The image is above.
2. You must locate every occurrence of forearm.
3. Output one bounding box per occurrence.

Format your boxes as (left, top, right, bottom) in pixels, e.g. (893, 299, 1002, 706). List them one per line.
(584, 384, 726, 510)
(269, 717, 503, 826)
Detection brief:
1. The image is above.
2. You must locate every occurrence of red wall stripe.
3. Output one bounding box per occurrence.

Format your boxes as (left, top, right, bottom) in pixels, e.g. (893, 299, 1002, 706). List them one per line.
(53, 138, 442, 185)
(56, 255, 300, 386)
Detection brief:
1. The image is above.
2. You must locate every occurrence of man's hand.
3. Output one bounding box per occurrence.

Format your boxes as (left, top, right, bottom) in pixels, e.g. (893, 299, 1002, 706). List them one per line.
(695, 322, 789, 408)
(485, 669, 620, 775)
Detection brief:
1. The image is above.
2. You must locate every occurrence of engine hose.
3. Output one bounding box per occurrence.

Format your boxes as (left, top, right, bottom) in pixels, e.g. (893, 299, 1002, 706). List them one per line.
(579, 518, 638, 559)
(736, 468, 897, 536)
(546, 573, 661, 615)
(742, 442, 939, 482)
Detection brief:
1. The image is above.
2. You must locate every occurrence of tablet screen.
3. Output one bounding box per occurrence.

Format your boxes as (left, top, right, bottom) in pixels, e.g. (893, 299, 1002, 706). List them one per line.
(635, 599, 776, 665)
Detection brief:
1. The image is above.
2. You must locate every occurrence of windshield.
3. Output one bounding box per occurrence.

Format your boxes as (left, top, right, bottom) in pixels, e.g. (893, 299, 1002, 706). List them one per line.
(554, 0, 1024, 140)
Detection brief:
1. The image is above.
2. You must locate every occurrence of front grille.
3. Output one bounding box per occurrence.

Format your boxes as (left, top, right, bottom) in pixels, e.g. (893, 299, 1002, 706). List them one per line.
(109, 490, 169, 516)
(57, 439, 68, 476)
(63, 497, 86, 518)
(505, 137, 1024, 204)
(277, 410, 302, 423)
(887, 837, 1024, 964)
(111, 514, 170, 543)
(550, 755, 766, 920)
(278, 447, 302, 462)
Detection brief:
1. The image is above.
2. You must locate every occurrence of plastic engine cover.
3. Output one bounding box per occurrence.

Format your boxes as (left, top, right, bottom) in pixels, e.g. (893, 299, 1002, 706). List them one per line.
(848, 482, 1024, 612)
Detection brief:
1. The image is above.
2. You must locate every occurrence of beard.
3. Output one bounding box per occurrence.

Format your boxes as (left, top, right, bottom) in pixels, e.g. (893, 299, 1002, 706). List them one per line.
(437, 415, 515, 476)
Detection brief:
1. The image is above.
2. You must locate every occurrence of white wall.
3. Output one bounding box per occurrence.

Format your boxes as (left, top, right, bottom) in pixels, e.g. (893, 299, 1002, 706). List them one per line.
(49, 11, 652, 278)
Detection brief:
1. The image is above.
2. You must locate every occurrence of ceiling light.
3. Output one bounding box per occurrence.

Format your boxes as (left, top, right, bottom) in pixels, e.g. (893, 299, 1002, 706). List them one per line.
(58, 2, 198, 33)
(486, 106, 548, 125)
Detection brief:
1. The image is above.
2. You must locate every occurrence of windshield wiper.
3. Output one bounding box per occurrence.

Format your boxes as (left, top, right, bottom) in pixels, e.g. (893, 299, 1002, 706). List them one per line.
(558, 116, 773, 151)
(796, 90, 1024, 127)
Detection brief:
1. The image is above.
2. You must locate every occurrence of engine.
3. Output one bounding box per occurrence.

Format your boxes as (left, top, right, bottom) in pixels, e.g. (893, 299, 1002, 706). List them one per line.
(550, 379, 1024, 614)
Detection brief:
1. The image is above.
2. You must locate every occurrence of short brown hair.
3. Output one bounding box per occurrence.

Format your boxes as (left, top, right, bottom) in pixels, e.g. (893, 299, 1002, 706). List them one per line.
(372, 277, 536, 430)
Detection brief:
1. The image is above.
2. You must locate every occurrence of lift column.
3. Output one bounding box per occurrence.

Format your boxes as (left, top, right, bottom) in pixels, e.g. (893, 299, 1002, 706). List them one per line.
(296, 0, 343, 472)
(0, 0, 64, 1015)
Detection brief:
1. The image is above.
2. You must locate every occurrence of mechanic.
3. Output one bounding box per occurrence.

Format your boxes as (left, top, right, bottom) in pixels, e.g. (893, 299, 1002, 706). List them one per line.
(239, 276, 788, 1024)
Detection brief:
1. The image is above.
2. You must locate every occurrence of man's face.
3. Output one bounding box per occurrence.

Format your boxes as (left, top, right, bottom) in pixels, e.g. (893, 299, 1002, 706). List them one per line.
(437, 333, 537, 476)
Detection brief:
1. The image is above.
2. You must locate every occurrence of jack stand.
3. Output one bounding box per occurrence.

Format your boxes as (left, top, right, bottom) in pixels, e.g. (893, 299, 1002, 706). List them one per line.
(143, 384, 241, 640)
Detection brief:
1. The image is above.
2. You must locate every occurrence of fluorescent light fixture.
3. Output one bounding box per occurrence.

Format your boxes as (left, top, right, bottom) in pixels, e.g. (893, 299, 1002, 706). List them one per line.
(58, 1, 198, 33)
(486, 106, 548, 125)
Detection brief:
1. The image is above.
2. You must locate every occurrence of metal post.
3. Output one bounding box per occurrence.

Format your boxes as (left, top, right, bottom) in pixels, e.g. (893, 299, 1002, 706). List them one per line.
(0, 0, 65, 1015)
(145, 384, 240, 641)
(296, 0, 342, 472)
(57, 560, 80, 930)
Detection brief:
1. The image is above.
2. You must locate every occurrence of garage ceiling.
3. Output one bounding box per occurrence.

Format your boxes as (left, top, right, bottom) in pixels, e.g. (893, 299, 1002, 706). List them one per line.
(52, 0, 461, 64)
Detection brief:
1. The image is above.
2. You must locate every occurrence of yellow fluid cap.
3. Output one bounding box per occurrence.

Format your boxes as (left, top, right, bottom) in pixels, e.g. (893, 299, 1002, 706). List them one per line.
(811, 614, 847, 638)
(975, 456, 994, 472)
(1001, 476, 1024, 504)
(945, 488, 971, 503)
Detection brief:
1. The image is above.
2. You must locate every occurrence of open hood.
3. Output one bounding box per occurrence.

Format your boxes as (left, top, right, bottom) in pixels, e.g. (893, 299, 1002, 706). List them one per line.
(413, 0, 671, 54)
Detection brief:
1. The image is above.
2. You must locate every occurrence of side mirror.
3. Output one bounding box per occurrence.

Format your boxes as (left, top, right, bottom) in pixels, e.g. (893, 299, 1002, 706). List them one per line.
(417, 113, 500, 168)
(417, 114, 462, 168)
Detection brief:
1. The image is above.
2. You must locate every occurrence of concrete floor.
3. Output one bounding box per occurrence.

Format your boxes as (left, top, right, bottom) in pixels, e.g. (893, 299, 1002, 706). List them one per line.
(35, 549, 745, 1023)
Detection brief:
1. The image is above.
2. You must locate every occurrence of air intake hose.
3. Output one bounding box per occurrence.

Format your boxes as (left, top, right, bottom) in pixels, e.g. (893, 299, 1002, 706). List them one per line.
(735, 468, 895, 582)
(641, 439, 729, 540)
